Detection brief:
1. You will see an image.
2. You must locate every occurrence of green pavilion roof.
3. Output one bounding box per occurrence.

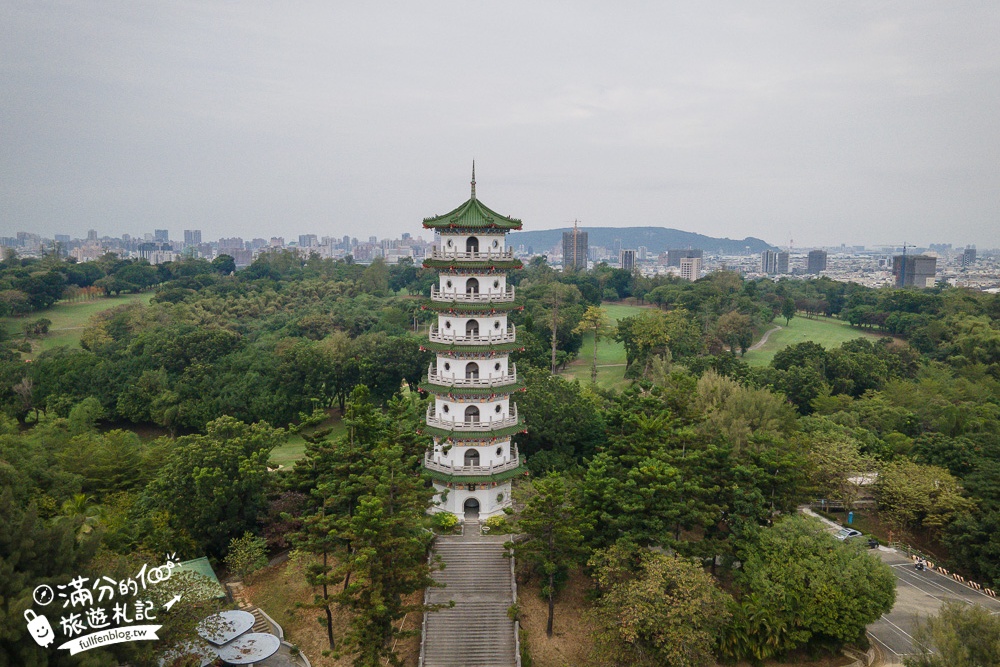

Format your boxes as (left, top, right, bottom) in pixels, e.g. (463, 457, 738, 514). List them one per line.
(423, 464, 528, 484)
(420, 421, 526, 440)
(422, 166, 523, 231)
(421, 340, 525, 355)
(422, 258, 523, 272)
(418, 380, 525, 398)
(423, 300, 522, 315)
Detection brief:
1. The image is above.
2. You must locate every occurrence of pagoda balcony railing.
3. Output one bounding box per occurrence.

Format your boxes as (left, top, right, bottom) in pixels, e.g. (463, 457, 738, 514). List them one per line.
(423, 448, 522, 475)
(429, 286, 515, 303)
(430, 247, 514, 261)
(427, 364, 517, 388)
(428, 325, 516, 345)
(425, 405, 519, 431)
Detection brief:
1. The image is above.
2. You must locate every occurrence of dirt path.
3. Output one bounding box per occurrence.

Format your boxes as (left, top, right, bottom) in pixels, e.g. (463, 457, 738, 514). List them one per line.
(748, 324, 782, 351)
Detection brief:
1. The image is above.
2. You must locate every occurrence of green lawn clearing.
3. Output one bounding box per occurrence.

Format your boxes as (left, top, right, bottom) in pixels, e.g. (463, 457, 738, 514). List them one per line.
(560, 302, 650, 389)
(270, 412, 347, 468)
(743, 315, 882, 367)
(3, 292, 154, 360)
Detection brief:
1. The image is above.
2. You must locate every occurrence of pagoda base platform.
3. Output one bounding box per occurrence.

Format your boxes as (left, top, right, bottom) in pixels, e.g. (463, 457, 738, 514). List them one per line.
(431, 481, 512, 521)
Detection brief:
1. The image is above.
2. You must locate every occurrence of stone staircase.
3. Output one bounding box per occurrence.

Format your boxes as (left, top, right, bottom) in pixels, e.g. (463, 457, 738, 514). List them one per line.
(421, 523, 518, 667)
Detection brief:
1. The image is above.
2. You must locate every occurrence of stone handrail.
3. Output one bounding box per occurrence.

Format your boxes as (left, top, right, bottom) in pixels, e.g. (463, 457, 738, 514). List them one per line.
(423, 452, 521, 475)
(428, 325, 516, 345)
(425, 406, 519, 431)
(430, 247, 513, 261)
(430, 286, 516, 303)
(510, 535, 521, 667)
(427, 364, 517, 387)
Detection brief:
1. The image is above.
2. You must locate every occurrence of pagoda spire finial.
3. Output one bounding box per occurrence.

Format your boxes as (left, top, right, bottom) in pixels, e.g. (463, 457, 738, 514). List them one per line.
(470, 160, 477, 200)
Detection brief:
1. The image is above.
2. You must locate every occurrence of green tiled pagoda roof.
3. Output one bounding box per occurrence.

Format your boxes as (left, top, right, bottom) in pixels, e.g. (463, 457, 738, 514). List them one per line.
(423, 196, 522, 231)
(422, 258, 523, 272)
(423, 464, 528, 484)
(420, 421, 526, 440)
(423, 300, 522, 314)
(418, 380, 525, 397)
(421, 340, 524, 354)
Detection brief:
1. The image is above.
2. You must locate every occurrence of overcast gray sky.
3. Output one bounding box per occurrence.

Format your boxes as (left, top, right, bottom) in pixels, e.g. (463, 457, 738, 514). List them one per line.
(2, 2, 998, 247)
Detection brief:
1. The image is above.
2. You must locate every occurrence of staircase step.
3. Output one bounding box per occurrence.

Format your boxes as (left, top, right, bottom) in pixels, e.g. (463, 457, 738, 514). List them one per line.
(422, 537, 517, 667)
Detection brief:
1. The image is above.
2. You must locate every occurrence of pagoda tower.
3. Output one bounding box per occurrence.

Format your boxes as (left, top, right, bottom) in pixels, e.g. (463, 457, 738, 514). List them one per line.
(419, 166, 527, 521)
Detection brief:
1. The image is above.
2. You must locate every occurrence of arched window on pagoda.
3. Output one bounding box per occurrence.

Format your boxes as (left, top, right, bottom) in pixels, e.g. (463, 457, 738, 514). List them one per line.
(465, 319, 479, 338)
(466, 237, 479, 254)
(465, 405, 480, 424)
(464, 449, 480, 467)
(465, 362, 479, 380)
(466, 277, 479, 294)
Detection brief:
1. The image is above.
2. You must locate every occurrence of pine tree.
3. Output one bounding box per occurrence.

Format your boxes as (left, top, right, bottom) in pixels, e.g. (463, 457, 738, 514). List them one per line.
(332, 440, 437, 666)
(506, 473, 589, 636)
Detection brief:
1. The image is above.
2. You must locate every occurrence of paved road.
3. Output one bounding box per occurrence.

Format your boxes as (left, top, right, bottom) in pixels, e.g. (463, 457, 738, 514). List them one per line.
(869, 549, 1000, 664)
(801, 508, 1000, 664)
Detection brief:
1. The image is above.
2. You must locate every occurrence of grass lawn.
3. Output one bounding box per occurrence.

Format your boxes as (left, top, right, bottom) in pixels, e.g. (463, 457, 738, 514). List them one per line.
(743, 315, 882, 367)
(560, 302, 649, 389)
(3, 292, 154, 360)
(270, 411, 347, 467)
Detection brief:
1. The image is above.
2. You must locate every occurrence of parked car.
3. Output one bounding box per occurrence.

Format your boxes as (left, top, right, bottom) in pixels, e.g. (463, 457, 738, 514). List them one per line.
(835, 527, 863, 540)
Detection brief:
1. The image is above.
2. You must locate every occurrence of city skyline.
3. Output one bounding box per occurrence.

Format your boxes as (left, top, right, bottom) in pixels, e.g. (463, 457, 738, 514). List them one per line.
(2, 4, 998, 247)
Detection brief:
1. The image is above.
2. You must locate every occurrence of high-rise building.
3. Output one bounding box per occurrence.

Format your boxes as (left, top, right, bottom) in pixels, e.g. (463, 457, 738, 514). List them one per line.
(761, 250, 778, 275)
(893, 255, 937, 288)
(184, 230, 202, 245)
(620, 249, 637, 272)
(153, 229, 169, 242)
(87, 229, 98, 242)
(298, 234, 318, 248)
(420, 167, 523, 521)
(777, 252, 790, 275)
(562, 222, 588, 271)
(679, 257, 701, 281)
(962, 246, 977, 267)
(807, 250, 828, 274)
(666, 249, 703, 267)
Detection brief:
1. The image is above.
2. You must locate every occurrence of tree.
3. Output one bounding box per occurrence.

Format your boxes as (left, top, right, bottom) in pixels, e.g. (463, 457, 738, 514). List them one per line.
(721, 515, 896, 662)
(715, 311, 754, 356)
(590, 543, 732, 667)
(506, 474, 589, 636)
(541, 282, 581, 373)
(875, 460, 973, 535)
(515, 368, 606, 471)
(904, 602, 1000, 667)
(781, 297, 796, 326)
(331, 440, 437, 666)
(143, 416, 284, 556)
(807, 431, 877, 512)
(212, 254, 236, 274)
(573, 305, 612, 383)
(224, 531, 268, 582)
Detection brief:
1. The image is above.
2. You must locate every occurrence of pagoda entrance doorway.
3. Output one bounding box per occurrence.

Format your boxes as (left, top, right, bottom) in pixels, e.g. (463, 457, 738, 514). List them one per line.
(464, 449, 480, 467)
(466, 278, 479, 295)
(466, 237, 479, 254)
(464, 498, 480, 519)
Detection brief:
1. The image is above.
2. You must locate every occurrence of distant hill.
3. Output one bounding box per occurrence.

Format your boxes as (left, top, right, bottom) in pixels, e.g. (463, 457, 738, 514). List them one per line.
(506, 227, 776, 256)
